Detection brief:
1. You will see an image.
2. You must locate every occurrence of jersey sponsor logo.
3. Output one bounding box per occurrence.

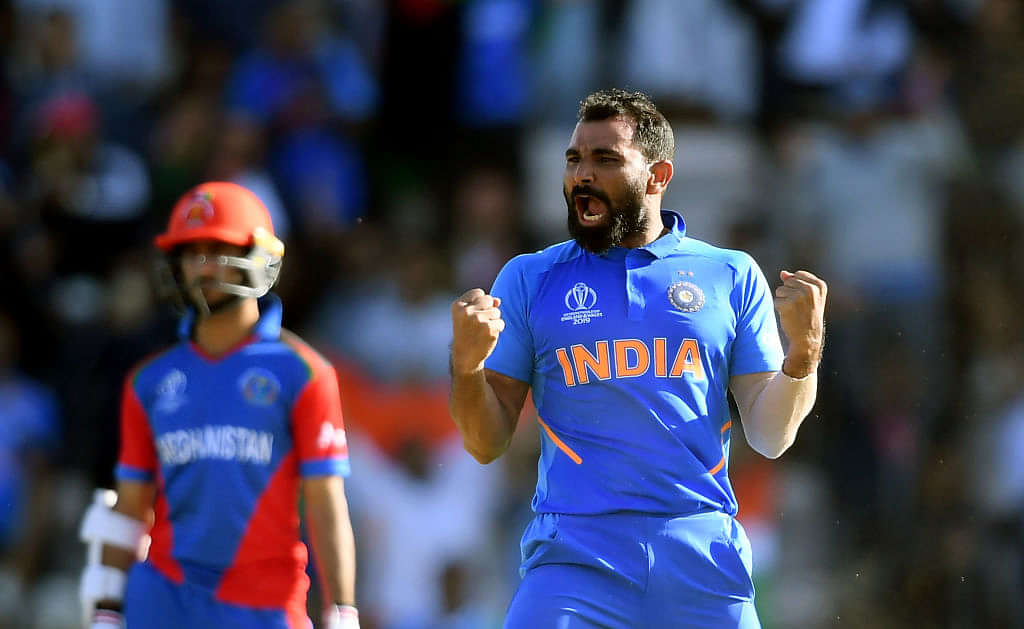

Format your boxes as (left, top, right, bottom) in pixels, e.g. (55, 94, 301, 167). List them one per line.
(668, 272, 705, 313)
(555, 338, 705, 386)
(316, 422, 347, 451)
(155, 369, 188, 413)
(561, 282, 603, 325)
(155, 425, 274, 466)
(238, 367, 280, 406)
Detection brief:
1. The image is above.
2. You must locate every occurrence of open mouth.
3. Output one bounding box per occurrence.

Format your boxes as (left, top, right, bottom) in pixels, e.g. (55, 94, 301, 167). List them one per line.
(574, 194, 608, 225)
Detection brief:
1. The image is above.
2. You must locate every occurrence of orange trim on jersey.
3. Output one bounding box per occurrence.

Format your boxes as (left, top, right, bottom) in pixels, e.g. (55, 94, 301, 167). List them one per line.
(537, 416, 582, 465)
(708, 421, 733, 475)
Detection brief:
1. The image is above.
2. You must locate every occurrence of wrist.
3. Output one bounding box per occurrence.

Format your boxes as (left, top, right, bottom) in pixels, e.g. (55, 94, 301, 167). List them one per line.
(323, 603, 359, 629)
(450, 355, 485, 378)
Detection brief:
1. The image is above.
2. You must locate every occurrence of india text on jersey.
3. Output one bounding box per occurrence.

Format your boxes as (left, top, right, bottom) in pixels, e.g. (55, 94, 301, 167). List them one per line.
(554, 338, 705, 386)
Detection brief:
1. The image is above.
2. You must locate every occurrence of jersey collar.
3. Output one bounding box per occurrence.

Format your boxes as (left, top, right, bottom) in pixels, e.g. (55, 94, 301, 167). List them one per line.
(597, 209, 687, 260)
(178, 293, 284, 341)
(641, 210, 687, 258)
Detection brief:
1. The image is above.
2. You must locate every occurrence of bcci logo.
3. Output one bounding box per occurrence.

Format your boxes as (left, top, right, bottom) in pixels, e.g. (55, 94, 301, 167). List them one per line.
(564, 282, 598, 311)
(238, 368, 280, 406)
(668, 280, 705, 313)
(561, 281, 603, 325)
(183, 191, 215, 226)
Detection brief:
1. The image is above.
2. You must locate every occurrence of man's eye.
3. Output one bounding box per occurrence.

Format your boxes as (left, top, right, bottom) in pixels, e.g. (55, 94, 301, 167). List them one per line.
(566, 156, 579, 164)
(600, 157, 617, 163)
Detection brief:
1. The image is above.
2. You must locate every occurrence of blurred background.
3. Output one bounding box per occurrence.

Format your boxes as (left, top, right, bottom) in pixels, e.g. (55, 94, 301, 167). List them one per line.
(0, 0, 1022, 627)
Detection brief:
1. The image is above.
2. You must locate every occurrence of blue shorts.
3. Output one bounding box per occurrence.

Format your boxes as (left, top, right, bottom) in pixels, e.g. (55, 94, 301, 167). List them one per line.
(123, 561, 312, 629)
(504, 511, 760, 629)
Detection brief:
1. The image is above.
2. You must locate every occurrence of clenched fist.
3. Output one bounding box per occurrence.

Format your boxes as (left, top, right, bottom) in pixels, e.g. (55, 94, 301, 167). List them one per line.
(774, 270, 827, 379)
(451, 288, 506, 376)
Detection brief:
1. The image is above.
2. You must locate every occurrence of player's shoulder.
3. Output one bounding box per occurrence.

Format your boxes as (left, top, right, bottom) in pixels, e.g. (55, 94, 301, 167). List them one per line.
(278, 329, 335, 379)
(677, 235, 761, 277)
(126, 343, 188, 392)
(499, 239, 583, 278)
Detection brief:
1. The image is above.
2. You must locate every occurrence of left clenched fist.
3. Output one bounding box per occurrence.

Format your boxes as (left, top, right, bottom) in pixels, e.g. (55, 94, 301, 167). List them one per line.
(774, 270, 827, 378)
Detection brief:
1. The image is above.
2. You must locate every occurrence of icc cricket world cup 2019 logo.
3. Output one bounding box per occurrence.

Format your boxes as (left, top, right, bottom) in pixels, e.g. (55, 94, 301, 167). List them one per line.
(562, 282, 602, 325)
(565, 282, 597, 311)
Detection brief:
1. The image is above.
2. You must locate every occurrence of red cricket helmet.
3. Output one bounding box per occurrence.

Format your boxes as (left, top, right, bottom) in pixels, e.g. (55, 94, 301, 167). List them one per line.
(155, 182, 284, 314)
(155, 181, 276, 251)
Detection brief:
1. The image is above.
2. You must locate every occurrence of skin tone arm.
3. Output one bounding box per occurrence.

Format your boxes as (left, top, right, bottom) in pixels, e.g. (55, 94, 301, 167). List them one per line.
(303, 475, 357, 606)
(730, 270, 827, 458)
(97, 480, 155, 610)
(450, 289, 530, 464)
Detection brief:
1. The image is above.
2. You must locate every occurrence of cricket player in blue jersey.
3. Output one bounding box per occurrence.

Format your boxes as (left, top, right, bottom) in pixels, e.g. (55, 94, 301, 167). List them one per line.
(450, 89, 826, 628)
(78, 182, 360, 629)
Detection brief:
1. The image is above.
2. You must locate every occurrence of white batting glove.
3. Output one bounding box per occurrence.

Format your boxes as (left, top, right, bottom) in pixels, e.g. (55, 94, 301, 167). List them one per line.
(90, 609, 124, 628)
(323, 604, 359, 629)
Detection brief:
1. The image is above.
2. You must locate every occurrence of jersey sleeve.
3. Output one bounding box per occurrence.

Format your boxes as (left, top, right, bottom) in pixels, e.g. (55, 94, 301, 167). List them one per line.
(729, 255, 785, 376)
(484, 254, 535, 383)
(292, 364, 351, 478)
(116, 374, 158, 482)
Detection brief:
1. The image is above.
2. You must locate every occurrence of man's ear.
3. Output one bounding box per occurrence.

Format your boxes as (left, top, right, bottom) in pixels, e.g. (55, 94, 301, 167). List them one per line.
(647, 160, 673, 194)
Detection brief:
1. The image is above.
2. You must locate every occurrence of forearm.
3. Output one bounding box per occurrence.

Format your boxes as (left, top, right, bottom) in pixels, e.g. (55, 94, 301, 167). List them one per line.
(741, 369, 817, 459)
(82, 485, 152, 614)
(449, 369, 516, 463)
(305, 482, 357, 606)
(97, 505, 147, 611)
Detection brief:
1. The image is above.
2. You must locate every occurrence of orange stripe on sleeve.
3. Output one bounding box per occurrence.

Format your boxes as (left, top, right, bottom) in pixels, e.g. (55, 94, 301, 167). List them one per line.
(536, 416, 582, 465)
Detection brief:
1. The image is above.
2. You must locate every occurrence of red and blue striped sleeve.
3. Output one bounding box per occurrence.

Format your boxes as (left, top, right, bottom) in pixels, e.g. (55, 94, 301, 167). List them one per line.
(116, 372, 158, 482)
(291, 360, 351, 478)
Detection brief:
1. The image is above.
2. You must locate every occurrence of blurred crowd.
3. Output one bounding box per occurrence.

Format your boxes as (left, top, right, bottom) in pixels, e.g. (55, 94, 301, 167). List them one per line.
(0, 0, 1022, 627)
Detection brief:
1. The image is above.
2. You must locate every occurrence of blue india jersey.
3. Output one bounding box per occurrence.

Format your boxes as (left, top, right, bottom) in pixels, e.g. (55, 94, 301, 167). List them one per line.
(486, 211, 783, 516)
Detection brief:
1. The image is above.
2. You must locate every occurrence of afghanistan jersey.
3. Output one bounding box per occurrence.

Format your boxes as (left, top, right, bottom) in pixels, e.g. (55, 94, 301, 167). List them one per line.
(487, 211, 783, 517)
(116, 294, 350, 613)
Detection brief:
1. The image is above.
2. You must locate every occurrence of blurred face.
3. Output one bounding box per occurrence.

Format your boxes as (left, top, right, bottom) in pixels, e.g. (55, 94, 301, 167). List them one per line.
(179, 240, 247, 309)
(563, 117, 650, 254)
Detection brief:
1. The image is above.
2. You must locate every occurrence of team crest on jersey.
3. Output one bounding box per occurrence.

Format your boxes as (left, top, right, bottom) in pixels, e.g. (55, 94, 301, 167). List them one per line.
(668, 277, 705, 313)
(183, 191, 214, 226)
(561, 281, 603, 325)
(155, 369, 188, 413)
(238, 367, 280, 406)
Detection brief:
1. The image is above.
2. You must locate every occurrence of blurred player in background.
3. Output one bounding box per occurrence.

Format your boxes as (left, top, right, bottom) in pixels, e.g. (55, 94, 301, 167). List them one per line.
(450, 89, 826, 628)
(78, 182, 359, 629)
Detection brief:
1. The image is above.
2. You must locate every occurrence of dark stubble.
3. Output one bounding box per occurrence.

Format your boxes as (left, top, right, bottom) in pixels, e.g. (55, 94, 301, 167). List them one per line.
(565, 177, 648, 255)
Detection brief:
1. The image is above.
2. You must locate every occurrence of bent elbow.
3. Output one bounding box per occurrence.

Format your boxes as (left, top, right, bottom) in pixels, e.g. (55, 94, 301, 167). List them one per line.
(748, 435, 795, 460)
(463, 440, 507, 465)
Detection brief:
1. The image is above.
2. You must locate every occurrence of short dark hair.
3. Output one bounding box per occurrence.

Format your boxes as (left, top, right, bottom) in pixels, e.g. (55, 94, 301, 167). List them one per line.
(577, 89, 674, 162)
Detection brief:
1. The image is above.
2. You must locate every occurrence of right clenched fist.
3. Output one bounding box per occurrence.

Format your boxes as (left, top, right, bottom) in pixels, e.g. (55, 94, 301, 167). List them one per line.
(451, 288, 505, 376)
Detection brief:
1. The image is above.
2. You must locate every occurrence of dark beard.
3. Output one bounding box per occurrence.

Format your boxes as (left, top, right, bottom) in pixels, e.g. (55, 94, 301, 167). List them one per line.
(565, 181, 647, 255)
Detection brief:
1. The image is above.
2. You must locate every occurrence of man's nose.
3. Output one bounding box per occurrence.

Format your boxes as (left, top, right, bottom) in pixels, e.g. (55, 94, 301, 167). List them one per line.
(573, 161, 594, 184)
